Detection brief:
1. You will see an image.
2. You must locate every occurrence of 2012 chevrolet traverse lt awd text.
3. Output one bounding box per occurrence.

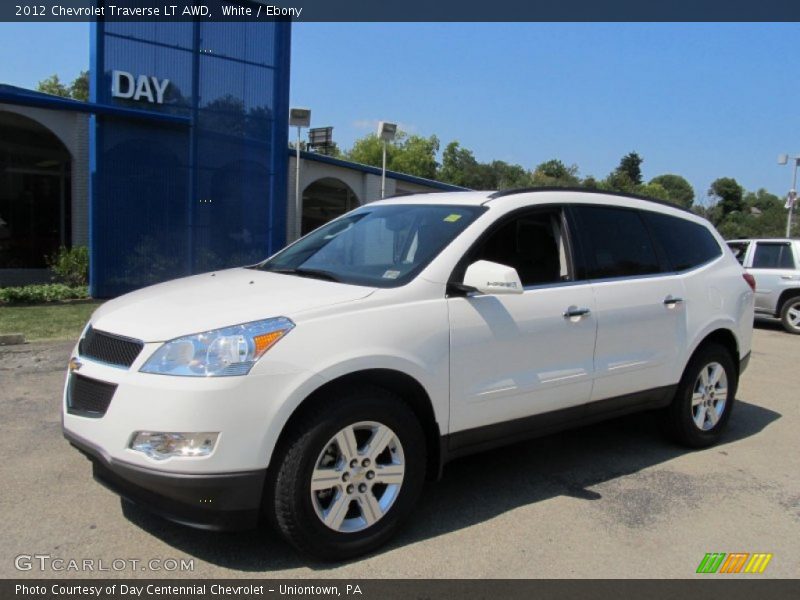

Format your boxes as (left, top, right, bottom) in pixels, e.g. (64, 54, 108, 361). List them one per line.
(63, 189, 755, 560)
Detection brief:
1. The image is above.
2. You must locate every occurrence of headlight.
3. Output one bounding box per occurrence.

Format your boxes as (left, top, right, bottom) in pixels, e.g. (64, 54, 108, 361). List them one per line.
(140, 317, 294, 377)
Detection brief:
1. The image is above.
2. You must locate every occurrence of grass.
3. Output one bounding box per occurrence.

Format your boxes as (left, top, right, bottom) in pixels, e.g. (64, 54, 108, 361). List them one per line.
(0, 301, 103, 341)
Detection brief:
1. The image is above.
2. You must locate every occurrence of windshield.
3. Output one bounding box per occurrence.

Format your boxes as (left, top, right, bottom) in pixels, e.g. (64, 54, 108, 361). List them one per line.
(255, 204, 485, 287)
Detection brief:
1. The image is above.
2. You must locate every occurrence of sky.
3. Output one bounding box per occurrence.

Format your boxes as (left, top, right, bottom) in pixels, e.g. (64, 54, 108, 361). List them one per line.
(1, 21, 798, 203)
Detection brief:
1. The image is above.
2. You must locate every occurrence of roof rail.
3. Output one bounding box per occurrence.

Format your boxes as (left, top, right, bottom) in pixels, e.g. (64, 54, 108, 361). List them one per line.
(485, 186, 693, 213)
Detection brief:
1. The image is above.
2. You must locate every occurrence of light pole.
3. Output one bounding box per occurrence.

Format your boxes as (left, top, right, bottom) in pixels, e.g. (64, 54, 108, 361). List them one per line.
(778, 153, 799, 238)
(377, 121, 397, 198)
(290, 107, 311, 240)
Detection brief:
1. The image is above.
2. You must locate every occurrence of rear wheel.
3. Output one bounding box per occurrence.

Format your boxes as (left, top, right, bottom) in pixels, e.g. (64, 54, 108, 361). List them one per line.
(664, 343, 737, 448)
(779, 296, 800, 334)
(269, 385, 426, 560)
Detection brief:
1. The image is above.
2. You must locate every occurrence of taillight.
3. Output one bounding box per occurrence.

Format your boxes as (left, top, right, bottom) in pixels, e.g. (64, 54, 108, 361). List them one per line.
(743, 273, 756, 292)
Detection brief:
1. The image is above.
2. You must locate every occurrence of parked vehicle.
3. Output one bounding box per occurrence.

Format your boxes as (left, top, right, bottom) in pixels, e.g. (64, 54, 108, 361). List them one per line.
(63, 189, 755, 560)
(727, 238, 800, 334)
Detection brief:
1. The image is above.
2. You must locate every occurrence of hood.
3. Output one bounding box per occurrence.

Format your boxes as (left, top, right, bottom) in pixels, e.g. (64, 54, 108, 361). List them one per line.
(90, 268, 376, 342)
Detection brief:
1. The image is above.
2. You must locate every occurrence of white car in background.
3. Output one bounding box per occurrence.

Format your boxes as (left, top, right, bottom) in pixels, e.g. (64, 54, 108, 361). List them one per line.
(63, 189, 755, 560)
(727, 238, 800, 333)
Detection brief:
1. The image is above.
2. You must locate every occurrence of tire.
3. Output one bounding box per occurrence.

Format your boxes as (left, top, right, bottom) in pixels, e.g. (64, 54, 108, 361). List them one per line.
(664, 343, 738, 448)
(269, 384, 426, 560)
(779, 296, 800, 334)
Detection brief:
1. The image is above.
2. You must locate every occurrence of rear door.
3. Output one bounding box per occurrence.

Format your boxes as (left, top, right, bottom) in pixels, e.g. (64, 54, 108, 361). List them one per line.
(748, 241, 797, 314)
(568, 205, 687, 403)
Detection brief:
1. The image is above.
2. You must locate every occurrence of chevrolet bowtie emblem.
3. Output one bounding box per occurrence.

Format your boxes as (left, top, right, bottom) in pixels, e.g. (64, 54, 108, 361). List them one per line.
(68, 357, 83, 372)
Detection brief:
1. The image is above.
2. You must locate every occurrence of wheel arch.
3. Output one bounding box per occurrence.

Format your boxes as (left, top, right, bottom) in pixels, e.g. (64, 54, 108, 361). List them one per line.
(684, 327, 740, 376)
(775, 288, 800, 317)
(269, 368, 443, 482)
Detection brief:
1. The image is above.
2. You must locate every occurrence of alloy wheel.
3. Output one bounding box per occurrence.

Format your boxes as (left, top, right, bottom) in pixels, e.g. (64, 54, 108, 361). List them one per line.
(691, 361, 728, 431)
(310, 421, 405, 533)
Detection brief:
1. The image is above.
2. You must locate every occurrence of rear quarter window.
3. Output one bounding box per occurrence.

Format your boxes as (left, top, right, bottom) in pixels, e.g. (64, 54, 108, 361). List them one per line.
(643, 211, 722, 272)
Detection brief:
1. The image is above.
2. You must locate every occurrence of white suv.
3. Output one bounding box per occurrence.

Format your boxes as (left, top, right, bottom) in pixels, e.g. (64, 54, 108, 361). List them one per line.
(727, 238, 800, 334)
(63, 189, 755, 560)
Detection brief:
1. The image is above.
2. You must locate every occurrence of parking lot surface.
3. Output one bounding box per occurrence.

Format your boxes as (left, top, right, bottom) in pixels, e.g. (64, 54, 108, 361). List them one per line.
(0, 321, 797, 578)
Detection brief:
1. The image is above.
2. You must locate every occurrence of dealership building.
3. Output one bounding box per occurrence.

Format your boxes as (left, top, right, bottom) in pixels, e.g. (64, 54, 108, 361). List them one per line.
(0, 17, 461, 296)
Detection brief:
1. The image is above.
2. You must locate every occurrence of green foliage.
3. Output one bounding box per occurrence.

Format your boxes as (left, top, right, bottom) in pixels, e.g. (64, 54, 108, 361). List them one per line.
(439, 141, 484, 188)
(636, 182, 670, 202)
(36, 74, 70, 97)
(714, 188, 795, 239)
(36, 71, 89, 101)
(0, 301, 102, 340)
(649, 174, 695, 208)
(47, 246, 89, 286)
(69, 70, 89, 101)
(708, 177, 744, 217)
(439, 142, 534, 189)
(602, 170, 637, 193)
(582, 175, 599, 189)
(0, 284, 89, 305)
(616, 152, 644, 185)
(346, 131, 440, 180)
(340, 132, 790, 240)
(391, 134, 440, 180)
(530, 159, 580, 187)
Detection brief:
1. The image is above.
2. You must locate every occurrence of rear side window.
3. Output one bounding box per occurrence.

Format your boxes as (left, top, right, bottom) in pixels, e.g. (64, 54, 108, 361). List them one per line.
(752, 242, 795, 269)
(571, 206, 660, 279)
(644, 212, 722, 271)
(727, 241, 749, 265)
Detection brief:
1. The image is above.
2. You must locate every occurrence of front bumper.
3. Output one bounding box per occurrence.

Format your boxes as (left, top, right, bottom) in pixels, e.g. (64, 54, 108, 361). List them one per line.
(65, 429, 265, 531)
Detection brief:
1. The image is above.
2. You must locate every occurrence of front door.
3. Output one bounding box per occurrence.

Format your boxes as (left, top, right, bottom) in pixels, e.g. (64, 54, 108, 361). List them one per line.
(448, 207, 597, 436)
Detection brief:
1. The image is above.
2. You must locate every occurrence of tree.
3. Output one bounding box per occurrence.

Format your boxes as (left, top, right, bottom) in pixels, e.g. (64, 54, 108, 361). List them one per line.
(69, 70, 89, 101)
(36, 71, 89, 101)
(36, 74, 70, 98)
(617, 152, 644, 185)
(582, 175, 599, 189)
(636, 182, 670, 202)
(391, 134, 439, 180)
(708, 177, 744, 217)
(601, 152, 644, 192)
(649, 174, 694, 208)
(346, 131, 440, 180)
(530, 159, 580, 187)
(439, 141, 482, 188)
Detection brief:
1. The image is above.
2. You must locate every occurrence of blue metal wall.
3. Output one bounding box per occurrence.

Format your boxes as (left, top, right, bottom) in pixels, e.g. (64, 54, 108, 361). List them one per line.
(90, 15, 290, 297)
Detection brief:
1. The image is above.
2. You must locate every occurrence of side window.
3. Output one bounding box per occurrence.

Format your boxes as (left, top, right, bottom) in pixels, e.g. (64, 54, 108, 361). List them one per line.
(752, 243, 795, 269)
(727, 242, 749, 265)
(643, 211, 723, 271)
(572, 206, 660, 279)
(470, 210, 569, 287)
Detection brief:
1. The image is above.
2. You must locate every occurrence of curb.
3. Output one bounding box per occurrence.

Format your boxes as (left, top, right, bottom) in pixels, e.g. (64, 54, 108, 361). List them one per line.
(0, 333, 26, 346)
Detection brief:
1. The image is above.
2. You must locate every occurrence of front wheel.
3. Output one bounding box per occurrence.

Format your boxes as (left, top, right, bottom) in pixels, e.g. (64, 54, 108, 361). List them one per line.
(779, 296, 800, 334)
(269, 385, 426, 560)
(664, 343, 738, 448)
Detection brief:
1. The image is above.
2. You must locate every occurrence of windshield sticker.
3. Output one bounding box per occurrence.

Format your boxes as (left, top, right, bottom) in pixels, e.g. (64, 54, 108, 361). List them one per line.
(382, 270, 401, 279)
(443, 213, 463, 222)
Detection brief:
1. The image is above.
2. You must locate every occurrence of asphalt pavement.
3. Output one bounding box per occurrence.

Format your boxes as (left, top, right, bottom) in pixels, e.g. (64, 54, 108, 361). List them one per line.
(0, 320, 797, 578)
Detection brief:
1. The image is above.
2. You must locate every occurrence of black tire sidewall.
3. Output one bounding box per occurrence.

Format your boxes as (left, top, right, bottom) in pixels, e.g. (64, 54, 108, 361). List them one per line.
(668, 344, 738, 448)
(272, 386, 426, 560)
(780, 297, 800, 334)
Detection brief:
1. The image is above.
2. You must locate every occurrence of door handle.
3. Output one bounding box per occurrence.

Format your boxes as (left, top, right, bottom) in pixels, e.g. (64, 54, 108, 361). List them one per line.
(781, 275, 795, 280)
(663, 295, 684, 307)
(563, 306, 591, 319)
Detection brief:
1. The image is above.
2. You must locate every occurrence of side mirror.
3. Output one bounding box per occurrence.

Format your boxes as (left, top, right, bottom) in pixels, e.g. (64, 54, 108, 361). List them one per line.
(462, 260, 523, 295)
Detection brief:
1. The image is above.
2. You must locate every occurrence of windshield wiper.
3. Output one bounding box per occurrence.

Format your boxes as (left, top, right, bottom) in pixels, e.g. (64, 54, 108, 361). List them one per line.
(269, 267, 341, 282)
